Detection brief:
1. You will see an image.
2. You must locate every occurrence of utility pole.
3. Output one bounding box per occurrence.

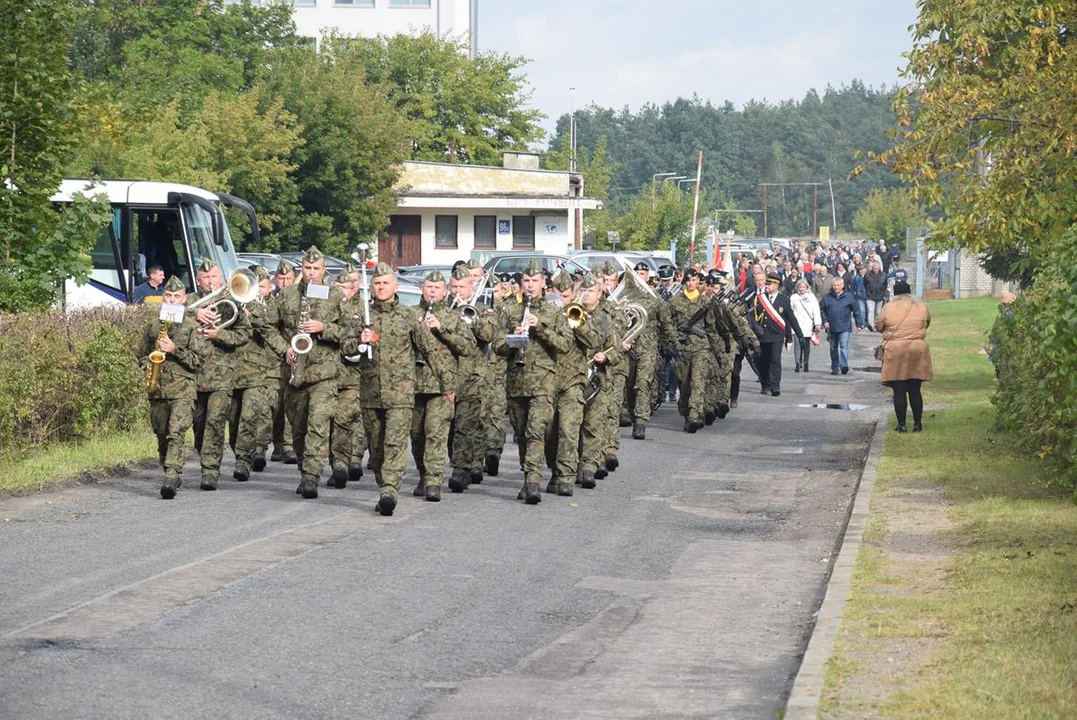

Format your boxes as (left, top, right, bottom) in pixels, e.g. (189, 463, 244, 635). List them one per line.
(569, 87, 576, 173)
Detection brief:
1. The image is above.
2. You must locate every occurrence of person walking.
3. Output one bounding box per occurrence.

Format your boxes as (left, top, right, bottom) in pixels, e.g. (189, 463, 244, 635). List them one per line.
(875, 280, 932, 432)
(851, 265, 869, 330)
(864, 261, 889, 329)
(789, 279, 821, 373)
(819, 277, 861, 375)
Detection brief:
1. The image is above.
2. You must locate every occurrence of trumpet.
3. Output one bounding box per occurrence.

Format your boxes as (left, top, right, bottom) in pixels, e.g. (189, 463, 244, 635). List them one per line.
(564, 302, 588, 328)
(189, 268, 259, 329)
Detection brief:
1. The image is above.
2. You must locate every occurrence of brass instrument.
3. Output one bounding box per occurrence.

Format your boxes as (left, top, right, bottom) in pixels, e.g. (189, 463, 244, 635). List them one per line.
(455, 272, 489, 325)
(189, 268, 259, 329)
(609, 269, 654, 350)
(290, 295, 312, 387)
(144, 320, 173, 393)
(564, 302, 588, 329)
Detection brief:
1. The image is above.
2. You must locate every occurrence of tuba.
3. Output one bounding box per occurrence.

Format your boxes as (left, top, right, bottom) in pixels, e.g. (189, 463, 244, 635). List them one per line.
(189, 268, 259, 329)
(608, 267, 655, 348)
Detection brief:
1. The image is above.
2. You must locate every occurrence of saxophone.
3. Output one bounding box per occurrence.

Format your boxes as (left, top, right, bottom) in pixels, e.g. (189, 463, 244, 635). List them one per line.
(290, 296, 312, 387)
(145, 321, 173, 393)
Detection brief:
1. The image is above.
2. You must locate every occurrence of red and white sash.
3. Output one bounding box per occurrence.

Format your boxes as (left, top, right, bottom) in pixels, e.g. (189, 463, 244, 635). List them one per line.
(757, 293, 786, 330)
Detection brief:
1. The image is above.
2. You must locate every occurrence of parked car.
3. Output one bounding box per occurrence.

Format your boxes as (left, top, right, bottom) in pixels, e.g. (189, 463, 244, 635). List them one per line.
(569, 251, 662, 275)
(237, 252, 284, 275)
(482, 253, 587, 277)
(277, 251, 348, 274)
(396, 264, 454, 282)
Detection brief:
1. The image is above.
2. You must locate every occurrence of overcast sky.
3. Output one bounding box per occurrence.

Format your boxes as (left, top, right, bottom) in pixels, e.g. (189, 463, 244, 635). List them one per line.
(478, 0, 919, 137)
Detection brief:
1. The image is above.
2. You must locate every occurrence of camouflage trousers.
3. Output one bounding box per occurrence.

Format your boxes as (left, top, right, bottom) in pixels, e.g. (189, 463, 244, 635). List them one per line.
(272, 373, 293, 454)
(330, 385, 366, 474)
(285, 379, 338, 483)
(194, 389, 232, 480)
(627, 348, 660, 424)
(364, 406, 411, 499)
(150, 398, 194, 481)
(703, 353, 720, 411)
(450, 393, 484, 479)
(544, 384, 585, 483)
(603, 371, 628, 457)
(507, 395, 555, 483)
(715, 351, 732, 406)
(675, 352, 709, 423)
(579, 381, 610, 474)
(483, 365, 508, 460)
(229, 385, 275, 472)
(411, 394, 454, 487)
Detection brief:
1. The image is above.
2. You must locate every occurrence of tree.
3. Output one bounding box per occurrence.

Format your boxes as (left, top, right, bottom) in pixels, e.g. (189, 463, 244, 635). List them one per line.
(852, 188, 925, 246)
(879, 0, 1077, 283)
(0, 0, 108, 311)
(345, 32, 544, 165)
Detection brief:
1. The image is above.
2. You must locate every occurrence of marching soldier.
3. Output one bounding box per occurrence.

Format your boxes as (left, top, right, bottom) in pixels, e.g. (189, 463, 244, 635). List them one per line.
(329, 263, 367, 489)
(267, 246, 345, 498)
(492, 260, 573, 504)
(482, 272, 513, 476)
(410, 270, 470, 502)
(577, 274, 624, 488)
(668, 268, 710, 433)
(191, 259, 252, 491)
(342, 263, 450, 515)
(598, 262, 629, 471)
(271, 259, 298, 464)
(140, 276, 209, 499)
(229, 266, 279, 481)
(711, 274, 756, 418)
(625, 261, 677, 440)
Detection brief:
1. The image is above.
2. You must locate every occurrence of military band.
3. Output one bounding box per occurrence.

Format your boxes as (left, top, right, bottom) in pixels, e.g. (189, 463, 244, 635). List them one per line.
(139, 246, 763, 508)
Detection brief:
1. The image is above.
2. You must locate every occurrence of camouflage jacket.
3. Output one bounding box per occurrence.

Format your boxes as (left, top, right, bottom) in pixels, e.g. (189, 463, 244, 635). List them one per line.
(493, 294, 574, 398)
(413, 299, 474, 395)
(342, 296, 451, 409)
(337, 294, 365, 389)
(730, 303, 761, 355)
(633, 294, 678, 356)
(599, 296, 631, 378)
(267, 280, 346, 387)
(459, 310, 499, 398)
(668, 291, 712, 358)
(588, 301, 626, 380)
(710, 299, 755, 356)
(187, 292, 252, 393)
(234, 298, 282, 389)
(139, 312, 209, 401)
(557, 311, 602, 390)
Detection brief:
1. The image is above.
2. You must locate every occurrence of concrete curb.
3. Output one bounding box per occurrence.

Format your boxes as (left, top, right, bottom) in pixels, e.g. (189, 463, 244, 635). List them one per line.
(784, 411, 889, 719)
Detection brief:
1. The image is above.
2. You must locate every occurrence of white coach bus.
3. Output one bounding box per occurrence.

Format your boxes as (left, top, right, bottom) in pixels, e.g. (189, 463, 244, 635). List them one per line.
(52, 179, 259, 308)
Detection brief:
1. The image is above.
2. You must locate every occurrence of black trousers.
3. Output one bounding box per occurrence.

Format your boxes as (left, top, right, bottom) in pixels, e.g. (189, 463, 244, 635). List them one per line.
(793, 336, 813, 369)
(889, 379, 924, 426)
(758, 341, 784, 392)
(731, 353, 744, 401)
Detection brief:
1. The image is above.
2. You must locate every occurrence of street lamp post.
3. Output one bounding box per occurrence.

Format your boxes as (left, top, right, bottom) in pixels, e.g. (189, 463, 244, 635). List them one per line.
(651, 172, 676, 209)
(569, 87, 576, 173)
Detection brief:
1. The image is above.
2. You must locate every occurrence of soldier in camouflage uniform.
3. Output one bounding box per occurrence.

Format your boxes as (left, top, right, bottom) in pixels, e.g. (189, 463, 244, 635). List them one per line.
(667, 268, 710, 433)
(190, 260, 252, 491)
(229, 266, 280, 481)
(577, 274, 624, 488)
(342, 263, 450, 515)
(328, 263, 367, 489)
(448, 267, 498, 492)
(482, 273, 513, 476)
(543, 272, 601, 496)
(492, 260, 573, 504)
(271, 259, 298, 464)
(597, 262, 630, 475)
(267, 246, 345, 499)
(139, 277, 209, 499)
(699, 275, 724, 426)
(711, 273, 755, 419)
(727, 282, 761, 411)
(624, 262, 677, 440)
(410, 270, 471, 502)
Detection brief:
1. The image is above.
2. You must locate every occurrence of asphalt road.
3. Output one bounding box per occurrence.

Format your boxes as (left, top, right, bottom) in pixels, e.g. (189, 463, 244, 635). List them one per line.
(0, 332, 886, 719)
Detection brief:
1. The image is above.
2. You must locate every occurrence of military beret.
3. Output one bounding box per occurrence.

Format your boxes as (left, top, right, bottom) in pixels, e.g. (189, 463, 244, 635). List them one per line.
(424, 269, 446, 283)
(577, 272, 599, 289)
(511, 272, 523, 284)
(197, 258, 217, 273)
(683, 268, 700, 280)
(465, 258, 482, 270)
(163, 276, 186, 293)
(657, 266, 675, 280)
(250, 265, 271, 282)
(633, 261, 650, 272)
(302, 245, 324, 264)
(373, 262, 394, 277)
(497, 272, 512, 283)
(704, 275, 719, 286)
(522, 259, 543, 277)
(551, 272, 575, 292)
(275, 259, 295, 276)
(766, 272, 782, 285)
(451, 259, 467, 272)
(451, 266, 471, 281)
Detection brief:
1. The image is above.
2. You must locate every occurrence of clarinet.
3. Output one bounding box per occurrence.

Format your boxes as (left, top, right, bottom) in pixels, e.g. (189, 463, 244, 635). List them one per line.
(515, 295, 532, 367)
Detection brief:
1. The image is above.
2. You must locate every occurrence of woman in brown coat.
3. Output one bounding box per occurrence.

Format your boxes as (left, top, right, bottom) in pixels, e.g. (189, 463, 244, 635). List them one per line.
(875, 281, 932, 432)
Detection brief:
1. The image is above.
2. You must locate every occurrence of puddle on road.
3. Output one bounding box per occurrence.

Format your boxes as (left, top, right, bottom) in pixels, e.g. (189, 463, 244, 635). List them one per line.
(798, 403, 869, 411)
(853, 366, 882, 373)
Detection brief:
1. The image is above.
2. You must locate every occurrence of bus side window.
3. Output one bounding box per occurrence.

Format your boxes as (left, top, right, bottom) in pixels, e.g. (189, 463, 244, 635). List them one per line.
(88, 216, 123, 292)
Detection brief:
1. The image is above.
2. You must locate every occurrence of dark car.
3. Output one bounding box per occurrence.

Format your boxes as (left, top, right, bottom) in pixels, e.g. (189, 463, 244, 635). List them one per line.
(482, 253, 587, 277)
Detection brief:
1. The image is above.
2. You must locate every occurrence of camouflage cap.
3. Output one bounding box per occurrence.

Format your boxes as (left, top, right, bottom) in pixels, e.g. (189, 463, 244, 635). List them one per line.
(197, 258, 218, 274)
(577, 272, 599, 289)
(522, 259, 543, 278)
(599, 261, 619, 276)
(301, 245, 324, 264)
(275, 259, 295, 276)
(372, 262, 394, 277)
(424, 269, 446, 283)
(339, 262, 360, 278)
(163, 276, 186, 293)
(551, 272, 575, 292)
(451, 266, 472, 281)
(250, 265, 271, 281)
(465, 258, 482, 270)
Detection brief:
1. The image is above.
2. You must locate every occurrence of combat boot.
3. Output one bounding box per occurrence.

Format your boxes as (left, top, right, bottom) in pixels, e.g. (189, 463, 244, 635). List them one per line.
(469, 468, 483, 485)
(348, 463, 364, 483)
(716, 403, 730, 419)
(160, 478, 179, 499)
(605, 455, 619, 472)
(524, 482, 542, 505)
(329, 466, 348, 489)
(448, 473, 468, 493)
(618, 410, 632, 427)
(425, 484, 441, 502)
(545, 478, 559, 494)
(704, 410, 716, 426)
(580, 472, 596, 490)
(233, 465, 250, 482)
(282, 450, 299, 465)
(632, 423, 646, 440)
(484, 453, 500, 476)
(413, 480, 426, 497)
(252, 454, 267, 472)
(594, 467, 608, 480)
(270, 447, 284, 462)
(376, 493, 396, 516)
(200, 476, 218, 491)
(298, 478, 318, 499)
(557, 481, 574, 497)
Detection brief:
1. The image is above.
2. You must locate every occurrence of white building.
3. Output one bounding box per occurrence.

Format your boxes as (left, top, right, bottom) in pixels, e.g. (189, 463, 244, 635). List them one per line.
(381, 153, 601, 267)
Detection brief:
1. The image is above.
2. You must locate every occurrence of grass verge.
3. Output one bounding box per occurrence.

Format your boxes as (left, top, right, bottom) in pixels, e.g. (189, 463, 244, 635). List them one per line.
(0, 429, 157, 495)
(820, 297, 1077, 718)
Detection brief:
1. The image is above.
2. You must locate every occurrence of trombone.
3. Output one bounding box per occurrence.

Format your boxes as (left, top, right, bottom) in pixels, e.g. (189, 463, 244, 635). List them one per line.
(189, 267, 259, 329)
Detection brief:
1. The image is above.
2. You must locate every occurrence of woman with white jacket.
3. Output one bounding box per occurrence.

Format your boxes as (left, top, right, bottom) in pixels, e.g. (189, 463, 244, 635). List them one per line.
(789, 279, 822, 372)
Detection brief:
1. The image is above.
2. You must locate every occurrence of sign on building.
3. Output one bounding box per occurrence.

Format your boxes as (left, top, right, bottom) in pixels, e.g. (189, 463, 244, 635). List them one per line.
(498, 219, 511, 235)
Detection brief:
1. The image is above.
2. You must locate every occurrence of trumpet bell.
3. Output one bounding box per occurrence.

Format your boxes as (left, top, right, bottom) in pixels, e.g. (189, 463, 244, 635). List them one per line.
(227, 268, 259, 304)
(564, 303, 588, 328)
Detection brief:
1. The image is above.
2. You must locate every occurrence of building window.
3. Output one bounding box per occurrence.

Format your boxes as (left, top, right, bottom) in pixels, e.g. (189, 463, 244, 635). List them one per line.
(334, 0, 373, 5)
(435, 215, 458, 248)
(389, 0, 432, 6)
(474, 215, 497, 249)
(512, 216, 535, 249)
(294, 0, 316, 7)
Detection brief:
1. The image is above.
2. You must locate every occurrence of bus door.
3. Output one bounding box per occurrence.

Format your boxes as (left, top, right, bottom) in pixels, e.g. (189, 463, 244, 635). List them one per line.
(129, 206, 189, 292)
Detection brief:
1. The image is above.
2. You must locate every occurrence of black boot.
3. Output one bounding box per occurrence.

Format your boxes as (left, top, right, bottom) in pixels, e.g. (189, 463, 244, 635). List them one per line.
(282, 450, 299, 465)
(299, 479, 318, 499)
(618, 410, 632, 427)
(913, 422, 923, 432)
(524, 482, 542, 505)
(484, 453, 500, 476)
(200, 476, 218, 491)
(413, 481, 426, 497)
(348, 463, 364, 483)
(580, 472, 596, 489)
(160, 478, 178, 499)
(448, 474, 468, 493)
(270, 448, 283, 462)
(469, 468, 483, 486)
(252, 455, 267, 472)
(558, 481, 574, 497)
(329, 467, 348, 489)
(605, 455, 619, 472)
(425, 484, 441, 502)
(896, 423, 907, 433)
(704, 410, 715, 426)
(377, 493, 396, 516)
(545, 479, 558, 494)
(594, 466, 608, 480)
(716, 403, 729, 419)
(233, 466, 250, 482)
(632, 423, 646, 440)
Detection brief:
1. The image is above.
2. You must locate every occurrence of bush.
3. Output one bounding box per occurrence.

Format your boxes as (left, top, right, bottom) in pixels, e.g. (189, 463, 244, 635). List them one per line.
(0, 306, 149, 460)
(991, 224, 1077, 493)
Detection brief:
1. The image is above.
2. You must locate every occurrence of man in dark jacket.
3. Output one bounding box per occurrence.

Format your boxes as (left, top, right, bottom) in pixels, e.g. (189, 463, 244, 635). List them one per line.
(748, 272, 794, 396)
(864, 261, 889, 329)
(819, 277, 861, 375)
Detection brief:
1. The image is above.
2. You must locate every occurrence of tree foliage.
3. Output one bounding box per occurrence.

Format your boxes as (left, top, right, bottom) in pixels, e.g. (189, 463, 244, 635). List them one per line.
(852, 188, 925, 246)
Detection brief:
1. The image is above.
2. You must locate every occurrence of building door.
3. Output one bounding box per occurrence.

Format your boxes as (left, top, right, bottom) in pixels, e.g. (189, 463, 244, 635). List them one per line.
(381, 215, 422, 268)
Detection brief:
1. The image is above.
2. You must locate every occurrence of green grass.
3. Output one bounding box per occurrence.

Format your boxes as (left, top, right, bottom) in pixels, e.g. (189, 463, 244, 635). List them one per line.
(821, 297, 1077, 719)
(0, 429, 158, 495)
